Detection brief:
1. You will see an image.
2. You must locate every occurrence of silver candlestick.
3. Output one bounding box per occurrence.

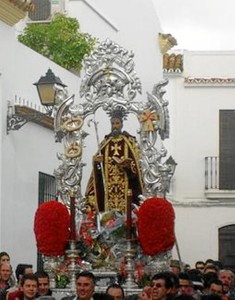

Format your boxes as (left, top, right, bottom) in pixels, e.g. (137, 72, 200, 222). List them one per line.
(66, 240, 81, 292)
(123, 239, 138, 289)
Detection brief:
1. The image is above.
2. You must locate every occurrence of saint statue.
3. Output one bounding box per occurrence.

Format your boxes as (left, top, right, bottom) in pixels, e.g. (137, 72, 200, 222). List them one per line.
(85, 109, 144, 214)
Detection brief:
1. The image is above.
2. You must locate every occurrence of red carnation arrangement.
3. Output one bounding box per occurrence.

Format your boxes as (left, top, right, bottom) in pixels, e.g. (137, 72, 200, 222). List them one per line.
(137, 197, 175, 256)
(34, 200, 70, 256)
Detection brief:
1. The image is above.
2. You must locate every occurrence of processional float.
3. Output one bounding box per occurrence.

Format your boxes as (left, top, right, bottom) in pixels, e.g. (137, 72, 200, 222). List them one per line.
(34, 39, 177, 293)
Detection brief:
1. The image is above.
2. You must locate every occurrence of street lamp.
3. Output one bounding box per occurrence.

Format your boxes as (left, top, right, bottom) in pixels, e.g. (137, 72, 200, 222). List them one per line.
(7, 68, 67, 133)
(165, 155, 177, 176)
(159, 155, 177, 197)
(34, 68, 67, 115)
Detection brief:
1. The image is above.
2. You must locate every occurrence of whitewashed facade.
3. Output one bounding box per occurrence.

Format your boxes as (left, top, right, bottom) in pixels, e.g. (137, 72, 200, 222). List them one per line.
(166, 51, 235, 267)
(0, 16, 81, 270)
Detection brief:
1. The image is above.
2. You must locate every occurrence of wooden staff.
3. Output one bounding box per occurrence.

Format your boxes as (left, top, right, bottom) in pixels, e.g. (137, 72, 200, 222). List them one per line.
(88, 118, 108, 205)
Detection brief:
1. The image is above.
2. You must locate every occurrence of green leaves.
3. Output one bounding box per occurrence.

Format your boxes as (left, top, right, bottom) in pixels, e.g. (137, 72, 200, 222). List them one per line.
(18, 13, 97, 72)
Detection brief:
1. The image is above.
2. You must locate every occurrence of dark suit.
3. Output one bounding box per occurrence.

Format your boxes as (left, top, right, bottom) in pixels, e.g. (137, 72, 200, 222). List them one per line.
(61, 293, 114, 300)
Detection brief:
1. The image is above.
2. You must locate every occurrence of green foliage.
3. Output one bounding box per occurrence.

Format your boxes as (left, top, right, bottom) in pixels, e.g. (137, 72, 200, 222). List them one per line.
(18, 13, 97, 72)
(137, 273, 151, 288)
(56, 274, 69, 289)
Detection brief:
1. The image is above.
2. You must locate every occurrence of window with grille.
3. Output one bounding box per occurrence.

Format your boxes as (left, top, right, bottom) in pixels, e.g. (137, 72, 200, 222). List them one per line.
(38, 171, 56, 204)
(37, 172, 56, 270)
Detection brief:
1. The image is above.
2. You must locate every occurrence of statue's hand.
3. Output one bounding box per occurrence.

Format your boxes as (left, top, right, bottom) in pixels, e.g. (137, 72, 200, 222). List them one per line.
(119, 158, 132, 168)
(94, 154, 103, 163)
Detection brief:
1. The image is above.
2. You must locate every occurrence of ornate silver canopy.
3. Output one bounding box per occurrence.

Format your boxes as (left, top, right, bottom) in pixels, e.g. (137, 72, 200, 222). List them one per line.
(53, 38, 175, 210)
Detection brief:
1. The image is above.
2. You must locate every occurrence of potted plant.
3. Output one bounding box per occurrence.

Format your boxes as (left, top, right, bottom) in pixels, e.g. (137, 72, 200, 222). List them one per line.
(18, 13, 97, 73)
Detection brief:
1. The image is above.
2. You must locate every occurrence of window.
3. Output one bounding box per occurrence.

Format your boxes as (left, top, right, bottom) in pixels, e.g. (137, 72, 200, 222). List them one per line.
(37, 172, 56, 270)
(219, 225, 235, 270)
(219, 110, 235, 189)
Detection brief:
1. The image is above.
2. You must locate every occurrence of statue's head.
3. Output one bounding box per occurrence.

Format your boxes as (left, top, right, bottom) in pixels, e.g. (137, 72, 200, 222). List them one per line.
(110, 108, 126, 136)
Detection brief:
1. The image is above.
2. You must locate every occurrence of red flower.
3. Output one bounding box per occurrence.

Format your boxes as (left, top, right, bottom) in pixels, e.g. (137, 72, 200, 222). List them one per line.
(136, 262, 144, 281)
(34, 200, 70, 256)
(106, 218, 115, 228)
(137, 197, 175, 256)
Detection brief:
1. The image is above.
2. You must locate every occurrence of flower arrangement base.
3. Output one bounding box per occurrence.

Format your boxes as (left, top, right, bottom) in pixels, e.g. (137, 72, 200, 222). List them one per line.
(43, 255, 65, 288)
(93, 270, 118, 288)
(145, 250, 172, 277)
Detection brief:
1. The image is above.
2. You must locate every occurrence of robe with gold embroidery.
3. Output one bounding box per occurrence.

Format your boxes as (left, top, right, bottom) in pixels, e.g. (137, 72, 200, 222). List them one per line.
(85, 131, 144, 214)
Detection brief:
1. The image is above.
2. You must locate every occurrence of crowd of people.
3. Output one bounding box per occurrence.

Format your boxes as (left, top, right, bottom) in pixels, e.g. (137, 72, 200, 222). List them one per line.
(0, 251, 234, 300)
(139, 259, 235, 300)
(0, 252, 52, 300)
(56, 260, 235, 300)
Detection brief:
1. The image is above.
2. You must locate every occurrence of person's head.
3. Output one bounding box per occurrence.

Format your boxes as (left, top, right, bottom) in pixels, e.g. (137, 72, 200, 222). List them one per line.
(204, 265, 218, 275)
(184, 264, 191, 272)
(0, 252, 10, 264)
(187, 269, 204, 292)
(208, 279, 224, 296)
(76, 271, 95, 300)
(34, 271, 50, 296)
(106, 283, 125, 300)
(203, 272, 218, 290)
(178, 273, 193, 295)
(15, 264, 33, 283)
(0, 262, 12, 282)
(213, 261, 223, 272)
(170, 260, 181, 275)
(218, 269, 234, 293)
(195, 261, 205, 273)
(151, 272, 174, 300)
(162, 271, 179, 296)
(205, 259, 215, 266)
(21, 274, 38, 300)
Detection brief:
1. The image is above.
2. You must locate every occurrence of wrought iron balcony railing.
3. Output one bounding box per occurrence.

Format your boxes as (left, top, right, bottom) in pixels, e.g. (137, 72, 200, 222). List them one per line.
(205, 156, 219, 190)
(205, 156, 235, 200)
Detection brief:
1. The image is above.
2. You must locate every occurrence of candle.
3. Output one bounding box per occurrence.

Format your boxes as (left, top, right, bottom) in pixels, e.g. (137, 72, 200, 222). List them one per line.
(96, 212, 101, 232)
(126, 189, 132, 240)
(70, 193, 76, 240)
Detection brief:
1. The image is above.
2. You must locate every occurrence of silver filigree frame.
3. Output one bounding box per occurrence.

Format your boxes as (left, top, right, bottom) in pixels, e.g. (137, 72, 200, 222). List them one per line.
(53, 39, 174, 211)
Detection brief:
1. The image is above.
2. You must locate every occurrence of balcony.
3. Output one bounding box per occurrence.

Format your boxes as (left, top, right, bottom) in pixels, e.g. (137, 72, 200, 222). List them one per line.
(205, 156, 235, 200)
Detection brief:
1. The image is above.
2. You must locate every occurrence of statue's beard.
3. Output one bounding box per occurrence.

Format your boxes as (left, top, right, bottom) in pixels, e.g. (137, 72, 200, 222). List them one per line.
(111, 128, 121, 137)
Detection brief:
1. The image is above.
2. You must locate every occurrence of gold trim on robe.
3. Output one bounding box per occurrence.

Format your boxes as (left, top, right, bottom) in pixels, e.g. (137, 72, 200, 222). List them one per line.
(85, 132, 143, 214)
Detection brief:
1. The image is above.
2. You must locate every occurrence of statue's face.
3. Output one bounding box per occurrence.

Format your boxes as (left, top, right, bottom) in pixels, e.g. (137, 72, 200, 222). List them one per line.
(111, 117, 123, 136)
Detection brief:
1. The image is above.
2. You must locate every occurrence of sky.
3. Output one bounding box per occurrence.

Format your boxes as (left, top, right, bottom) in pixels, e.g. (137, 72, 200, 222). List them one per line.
(153, 0, 235, 51)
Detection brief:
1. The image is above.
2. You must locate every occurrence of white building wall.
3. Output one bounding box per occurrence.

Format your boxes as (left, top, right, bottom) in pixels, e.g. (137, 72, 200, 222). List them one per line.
(166, 50, 235, 266)
(174, 206, 235, 265)
(0, 20, 79, 270)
